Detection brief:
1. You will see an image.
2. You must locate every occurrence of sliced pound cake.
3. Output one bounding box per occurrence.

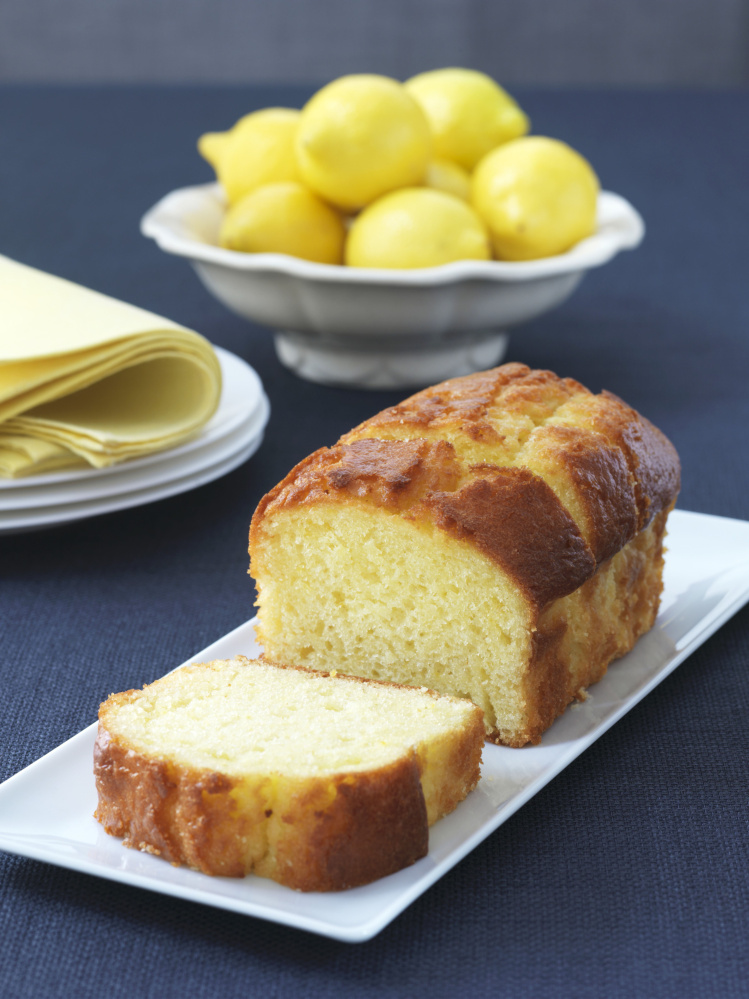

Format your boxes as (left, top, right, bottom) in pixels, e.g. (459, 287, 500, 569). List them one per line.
(249, 364, 681, 747)
(94, 656, 483, 891)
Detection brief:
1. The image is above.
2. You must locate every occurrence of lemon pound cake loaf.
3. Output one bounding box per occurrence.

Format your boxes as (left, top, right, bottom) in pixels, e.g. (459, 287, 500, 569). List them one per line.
(94, 657, 483, 891)
(249, 364, 681, 748)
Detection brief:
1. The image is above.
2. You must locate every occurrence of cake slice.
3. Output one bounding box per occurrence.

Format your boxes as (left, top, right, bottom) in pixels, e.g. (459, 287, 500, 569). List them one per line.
(94, 656, 484, 891)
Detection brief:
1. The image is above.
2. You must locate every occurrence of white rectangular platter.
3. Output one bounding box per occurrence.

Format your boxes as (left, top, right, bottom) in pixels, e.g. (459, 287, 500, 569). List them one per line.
(1, 508, 748, 942)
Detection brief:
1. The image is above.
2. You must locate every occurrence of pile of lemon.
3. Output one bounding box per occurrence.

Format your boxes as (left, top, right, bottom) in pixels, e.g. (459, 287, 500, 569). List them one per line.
(199, 69, 599, 269)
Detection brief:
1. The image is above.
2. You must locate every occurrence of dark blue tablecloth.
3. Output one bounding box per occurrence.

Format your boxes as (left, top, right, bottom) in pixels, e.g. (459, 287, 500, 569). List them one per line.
(1, 86, 748, 998)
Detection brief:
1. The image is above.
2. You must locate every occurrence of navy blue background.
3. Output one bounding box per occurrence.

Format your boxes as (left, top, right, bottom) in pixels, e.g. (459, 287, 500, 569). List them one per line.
(1, 87, 748, 997)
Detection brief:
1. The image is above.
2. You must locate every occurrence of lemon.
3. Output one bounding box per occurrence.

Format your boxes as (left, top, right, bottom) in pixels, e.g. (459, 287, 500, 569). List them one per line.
(345, 187, 490, 269)
(296, 75, 432, 211)
(424, 158, 471, 201)
(197, 131, 229, 172)
(198, 108, 301, 205)
(405, 68, 529, 172)
(219, 182, 345, 264)
(471, 136, 599, 261)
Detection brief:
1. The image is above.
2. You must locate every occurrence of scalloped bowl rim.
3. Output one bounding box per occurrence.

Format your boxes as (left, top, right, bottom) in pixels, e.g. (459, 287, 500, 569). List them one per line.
(141, 183, 645, 287)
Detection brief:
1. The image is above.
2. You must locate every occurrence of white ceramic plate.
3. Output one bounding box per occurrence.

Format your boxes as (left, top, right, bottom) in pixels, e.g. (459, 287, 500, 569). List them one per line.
(142, 184, 644, 389)
(0, 348, 270, 531)
(1, 509, 747, 941)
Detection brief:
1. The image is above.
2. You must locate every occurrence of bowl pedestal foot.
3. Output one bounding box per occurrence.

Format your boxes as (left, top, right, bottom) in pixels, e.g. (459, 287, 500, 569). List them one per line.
(274, 330, 510, 390)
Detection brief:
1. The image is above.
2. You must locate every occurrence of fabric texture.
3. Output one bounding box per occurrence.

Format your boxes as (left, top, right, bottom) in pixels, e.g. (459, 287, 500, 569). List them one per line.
(0, 86, 747, 998)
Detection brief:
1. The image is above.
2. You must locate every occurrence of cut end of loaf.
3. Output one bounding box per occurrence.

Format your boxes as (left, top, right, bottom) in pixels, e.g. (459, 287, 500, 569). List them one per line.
(252, 504, 534, 741)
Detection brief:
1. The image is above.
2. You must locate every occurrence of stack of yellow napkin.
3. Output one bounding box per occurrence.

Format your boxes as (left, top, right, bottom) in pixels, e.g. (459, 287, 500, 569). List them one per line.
(0, 256, 222, 478)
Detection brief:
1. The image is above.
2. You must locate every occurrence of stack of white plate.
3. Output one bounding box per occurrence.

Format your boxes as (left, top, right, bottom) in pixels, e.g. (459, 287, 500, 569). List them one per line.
(0, 347, 269, 534)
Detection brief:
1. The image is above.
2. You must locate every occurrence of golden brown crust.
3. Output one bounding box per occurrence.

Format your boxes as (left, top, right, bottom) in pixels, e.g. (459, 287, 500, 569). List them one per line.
(267, 757, 428, 892)
(95, 724, 431, 888)
(251, 365, 680, 601)
(94, 719, 429, 890)
(249, 438, 462, 533)
(94, 725, 253, 877)
(324, 438, 462, 509)
(524, 423, 638, 565)
(562, 389, 681, 531)
(486, 505, 673, 747)
(342, 365, 680, 535)
(344, 363, 585, 441)
(426, 468, 595, 609)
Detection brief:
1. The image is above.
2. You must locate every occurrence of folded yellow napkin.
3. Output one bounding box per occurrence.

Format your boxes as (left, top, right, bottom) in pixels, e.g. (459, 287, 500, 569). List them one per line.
(0, 255, 222, 477)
